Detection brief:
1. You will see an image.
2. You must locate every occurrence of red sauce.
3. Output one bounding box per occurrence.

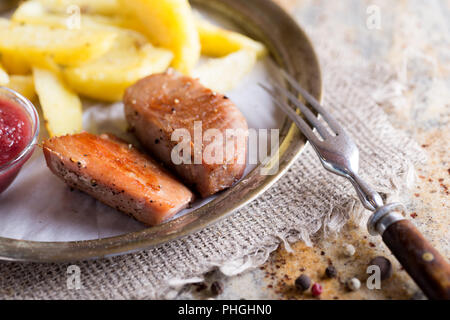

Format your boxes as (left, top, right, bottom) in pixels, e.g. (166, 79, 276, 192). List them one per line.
(0, 98, 34, 193)
(0, 98, 32, 167)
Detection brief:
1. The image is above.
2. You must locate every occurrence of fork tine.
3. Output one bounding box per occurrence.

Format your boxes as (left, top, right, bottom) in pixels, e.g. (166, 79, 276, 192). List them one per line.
(280, 69, 342, 134)
(271, 82, 333, 139)
(259, 83, 321, 144)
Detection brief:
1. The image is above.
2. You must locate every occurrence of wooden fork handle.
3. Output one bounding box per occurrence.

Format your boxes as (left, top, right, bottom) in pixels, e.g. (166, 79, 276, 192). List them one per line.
(382, 219, 450, 300)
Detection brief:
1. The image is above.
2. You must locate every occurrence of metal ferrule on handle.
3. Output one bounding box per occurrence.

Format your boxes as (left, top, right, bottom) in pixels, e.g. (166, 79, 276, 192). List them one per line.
(367, 203, 405, 236)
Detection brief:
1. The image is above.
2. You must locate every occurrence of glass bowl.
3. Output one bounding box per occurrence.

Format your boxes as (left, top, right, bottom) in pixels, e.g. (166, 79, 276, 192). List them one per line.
(0, 86, 40, 194)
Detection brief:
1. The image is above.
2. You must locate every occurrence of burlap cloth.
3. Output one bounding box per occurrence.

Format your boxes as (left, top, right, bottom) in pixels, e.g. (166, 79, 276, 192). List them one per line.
(0, 28, 426, 300)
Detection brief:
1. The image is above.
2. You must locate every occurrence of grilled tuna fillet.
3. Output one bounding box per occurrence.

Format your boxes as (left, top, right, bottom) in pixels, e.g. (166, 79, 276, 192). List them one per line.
(124, 72, 248, 197)
(43, 132, 194, 226)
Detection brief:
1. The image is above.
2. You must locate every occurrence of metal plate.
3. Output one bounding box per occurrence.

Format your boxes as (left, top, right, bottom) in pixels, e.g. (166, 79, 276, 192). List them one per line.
(0, 0, 322, 262)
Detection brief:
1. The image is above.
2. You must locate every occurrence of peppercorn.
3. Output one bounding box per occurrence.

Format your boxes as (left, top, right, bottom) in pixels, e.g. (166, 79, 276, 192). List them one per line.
(343, 244, 355, 257)
(325, 265, 337, 278)
(210, 281, 224, 296)
(369, 256, 392, 280)
(311, 283, 323, 297)
(295, 274, 311, 292)
(347, 278, 361, 291)
(193, 282, 207, 292)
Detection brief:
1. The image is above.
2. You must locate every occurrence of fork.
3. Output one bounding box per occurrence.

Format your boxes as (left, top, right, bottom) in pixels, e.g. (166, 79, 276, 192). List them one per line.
(260, 69, 450, 300)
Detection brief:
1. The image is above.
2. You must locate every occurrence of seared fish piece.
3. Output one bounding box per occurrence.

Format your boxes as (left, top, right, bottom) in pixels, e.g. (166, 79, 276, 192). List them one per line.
(43, 132, 194, 226)
(124, 72, 248, 198)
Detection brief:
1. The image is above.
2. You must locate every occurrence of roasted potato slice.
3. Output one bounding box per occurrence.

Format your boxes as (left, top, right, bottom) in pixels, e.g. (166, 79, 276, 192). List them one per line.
(11, 0, 47, 20)
(119, 0, 200, 74)
(0, 62, 9, 85)
(196, 16, 267, 58)
(5, 75, 36, 102)
(12, 0, 143, 33)
(0, 19, 30, 74)
(33, 67, 83, 137)
(12, 3, 173, 101)
(63, 38, 173, 102)
(193, 50, 257, 93)
(1, 52, 31, 75)
(35, 0, 120, 16)
(0, 19, 116, 70)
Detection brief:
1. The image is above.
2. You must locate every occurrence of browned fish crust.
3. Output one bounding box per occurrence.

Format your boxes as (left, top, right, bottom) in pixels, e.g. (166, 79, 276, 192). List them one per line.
(43, 132, 194, 226)
(124, 72, 248, 197)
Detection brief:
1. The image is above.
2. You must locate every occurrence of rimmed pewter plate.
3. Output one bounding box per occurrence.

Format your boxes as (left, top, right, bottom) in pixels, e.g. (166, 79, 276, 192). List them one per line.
(0, 0, 321, 262)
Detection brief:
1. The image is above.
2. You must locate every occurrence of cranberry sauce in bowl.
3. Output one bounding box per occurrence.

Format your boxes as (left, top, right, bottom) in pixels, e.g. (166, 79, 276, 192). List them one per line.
(0, 99, 32, 165)
(0, 87, 39, 194)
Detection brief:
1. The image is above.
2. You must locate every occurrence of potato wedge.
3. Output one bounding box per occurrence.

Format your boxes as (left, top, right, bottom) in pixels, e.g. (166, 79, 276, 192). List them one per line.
(12, 3, 172, 101)
(12, 0, 143, 32)
(12, 0, 47, 19)
(5, 75, 36, 102)
(0, 16, 39, 73)
(33, 67, 82, 137)
(120, 0, 200, 74)
(35, 0, 120, 16)
(193, 50, 257, 93)
(63, 39, 173, 102)
(0, 19, 116, 70)
(196, 17, 267, 58)
(1, 51, 32, 75)
(0, 62, 9, 85)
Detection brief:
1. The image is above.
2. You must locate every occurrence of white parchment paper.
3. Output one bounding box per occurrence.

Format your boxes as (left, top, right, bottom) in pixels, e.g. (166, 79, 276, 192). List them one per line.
(0, 59, 284, 242)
